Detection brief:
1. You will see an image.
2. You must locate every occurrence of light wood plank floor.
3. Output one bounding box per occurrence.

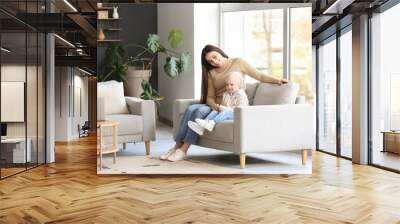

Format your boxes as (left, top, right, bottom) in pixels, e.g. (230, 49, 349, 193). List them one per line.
(1, 136, 400, 223)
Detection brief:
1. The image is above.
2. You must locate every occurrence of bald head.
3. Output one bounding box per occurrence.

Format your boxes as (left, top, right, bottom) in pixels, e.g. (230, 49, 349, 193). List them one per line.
(225, 72, 243, 94)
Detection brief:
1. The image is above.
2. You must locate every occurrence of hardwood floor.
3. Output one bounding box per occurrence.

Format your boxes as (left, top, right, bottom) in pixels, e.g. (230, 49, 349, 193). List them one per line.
(1, 136, 400, 223)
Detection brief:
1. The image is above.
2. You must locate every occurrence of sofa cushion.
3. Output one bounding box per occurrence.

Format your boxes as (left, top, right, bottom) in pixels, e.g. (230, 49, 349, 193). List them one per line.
(245, 82, 259, 105)
(253, 82, 299, 105)
(201, 120, 234, 143)
(104, 114, 143, 135)
(97, 81, 129, 115)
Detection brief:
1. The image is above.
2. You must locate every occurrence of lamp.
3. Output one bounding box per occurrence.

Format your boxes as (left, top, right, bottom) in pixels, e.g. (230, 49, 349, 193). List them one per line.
(1, 47, 11, 53)
(63, 0, 78, 12)
(54, 34, 75, 48)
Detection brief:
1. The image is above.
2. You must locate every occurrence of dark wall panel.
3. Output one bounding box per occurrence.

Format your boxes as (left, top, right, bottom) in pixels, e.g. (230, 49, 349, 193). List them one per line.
(97, 3, 158, 90)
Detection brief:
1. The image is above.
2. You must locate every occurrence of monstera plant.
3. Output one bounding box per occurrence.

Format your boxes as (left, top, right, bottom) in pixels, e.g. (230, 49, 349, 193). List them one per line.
(126, 30, 191, 78)
(98, 30, 190, 115)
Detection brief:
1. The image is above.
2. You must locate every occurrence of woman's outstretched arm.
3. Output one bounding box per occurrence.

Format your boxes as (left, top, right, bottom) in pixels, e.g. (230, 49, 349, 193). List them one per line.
(238, 58, 287, 85)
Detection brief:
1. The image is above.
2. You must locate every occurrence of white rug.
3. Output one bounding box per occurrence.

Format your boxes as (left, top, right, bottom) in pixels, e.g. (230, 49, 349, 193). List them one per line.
(97, 123, 312, 175)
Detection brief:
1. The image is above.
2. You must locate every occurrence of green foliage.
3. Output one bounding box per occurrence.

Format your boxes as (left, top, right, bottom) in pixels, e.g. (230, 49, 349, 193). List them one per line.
(164, 57, 179, 78)
(147, 34, 160, 53)
(140, 80, 162, 108)
(99, 30, 191, 106)
(168, 30, 183, 49)
(98, 43, 127, 82)
(178, 52, 190, 73)
(126, 30, 191, 78)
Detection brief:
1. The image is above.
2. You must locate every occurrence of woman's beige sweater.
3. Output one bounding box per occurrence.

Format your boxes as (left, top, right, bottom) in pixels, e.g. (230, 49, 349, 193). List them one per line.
(207, 57, 278, 108)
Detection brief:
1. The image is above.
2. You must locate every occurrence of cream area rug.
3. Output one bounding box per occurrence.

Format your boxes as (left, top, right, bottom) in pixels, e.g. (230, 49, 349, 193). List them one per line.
(97, 123, 312, 175)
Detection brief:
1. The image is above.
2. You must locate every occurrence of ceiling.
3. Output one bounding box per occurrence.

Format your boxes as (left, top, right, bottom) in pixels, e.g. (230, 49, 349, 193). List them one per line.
(0, 0, 97, 73)
(1, 0, 396, 73)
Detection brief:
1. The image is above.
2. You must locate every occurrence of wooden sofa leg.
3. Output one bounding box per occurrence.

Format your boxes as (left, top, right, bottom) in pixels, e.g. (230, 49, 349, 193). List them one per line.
(145, 141, 151, 156)
(239, 153, 246, 169)
(123, 143, 127, 150)
(301, 149, 308, 165)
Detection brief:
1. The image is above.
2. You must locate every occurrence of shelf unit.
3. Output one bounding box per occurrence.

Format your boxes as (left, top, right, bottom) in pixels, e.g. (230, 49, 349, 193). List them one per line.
(97, 40, 122, 43)
(97, 6, 122, 42)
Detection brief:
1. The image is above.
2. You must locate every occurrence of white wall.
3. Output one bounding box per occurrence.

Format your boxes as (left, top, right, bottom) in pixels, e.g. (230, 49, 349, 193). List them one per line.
(55, 67, 89, 141)
(194, 3, 220, 100)
(157, 3, 220, 121)
(55, 67, 70, 141)
(158, 3, 195, 121)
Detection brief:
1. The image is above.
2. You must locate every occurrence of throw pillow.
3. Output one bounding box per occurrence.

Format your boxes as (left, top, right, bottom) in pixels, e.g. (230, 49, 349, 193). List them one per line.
(253, 82, 299, 105)
(244, 82, 259, 105)
(97, 81, 129, 115)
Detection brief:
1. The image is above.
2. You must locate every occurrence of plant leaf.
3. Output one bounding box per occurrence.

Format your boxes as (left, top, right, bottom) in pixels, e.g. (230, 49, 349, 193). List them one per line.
(178, 52, 190, 73)
(99, 43, 127, 82)
(164, 57, 179, 78)
(147, 34, 160, 53)
(168, 30, 183, 49)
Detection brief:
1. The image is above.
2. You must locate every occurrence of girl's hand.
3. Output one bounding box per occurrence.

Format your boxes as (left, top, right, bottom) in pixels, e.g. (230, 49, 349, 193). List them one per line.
(213, 104, 220, 111)
(277, 79, 288, 85)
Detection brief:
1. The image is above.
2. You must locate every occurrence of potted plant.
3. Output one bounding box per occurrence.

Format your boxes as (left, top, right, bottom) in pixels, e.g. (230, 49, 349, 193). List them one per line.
(140, 80, 164, 121)
(98, 43, 126, 82)
(98, 30, 190, 120)
(124, 30, 190, 97)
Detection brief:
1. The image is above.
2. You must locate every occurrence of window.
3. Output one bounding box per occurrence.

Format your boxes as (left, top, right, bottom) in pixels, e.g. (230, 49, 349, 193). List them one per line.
(223, 9, 284, 81)
(318, 37, 337, 154)
(290, 7, 313, 104)
(371, 3, 400, 171)
(390, 74, 400, 130)
(222, 5, 313, 95)
(339, 29, 352, 158)
(0, 1, 47, 179)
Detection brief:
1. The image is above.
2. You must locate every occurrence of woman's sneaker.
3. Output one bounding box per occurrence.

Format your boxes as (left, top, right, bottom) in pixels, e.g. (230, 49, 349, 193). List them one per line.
(160, 147, 176, 160)
(188, 121, 205, 135)
(195, 118, 215, 131)
(167, 149, 187, 162)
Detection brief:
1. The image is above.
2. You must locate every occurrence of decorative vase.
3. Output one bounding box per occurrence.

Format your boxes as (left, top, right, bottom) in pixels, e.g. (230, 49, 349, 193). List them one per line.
(98, 29, 105, 41)
(125, 66, 151, 97)
(112, 7, 119, 19)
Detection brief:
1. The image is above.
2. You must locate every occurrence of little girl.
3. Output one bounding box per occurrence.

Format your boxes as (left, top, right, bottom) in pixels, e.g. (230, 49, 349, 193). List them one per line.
(188, 71, 249, 135)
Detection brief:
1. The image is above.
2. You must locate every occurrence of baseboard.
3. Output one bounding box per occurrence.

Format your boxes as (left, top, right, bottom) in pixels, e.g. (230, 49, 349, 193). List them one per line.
(158, 116, 173, 127)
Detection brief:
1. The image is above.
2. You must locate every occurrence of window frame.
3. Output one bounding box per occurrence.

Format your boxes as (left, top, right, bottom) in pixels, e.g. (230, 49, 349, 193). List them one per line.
(220, 3, 312, 80)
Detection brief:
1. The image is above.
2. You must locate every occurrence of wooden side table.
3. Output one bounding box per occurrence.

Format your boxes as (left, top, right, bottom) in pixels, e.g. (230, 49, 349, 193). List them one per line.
(381, 131, 400, 154)
(97, 120, 120, 170)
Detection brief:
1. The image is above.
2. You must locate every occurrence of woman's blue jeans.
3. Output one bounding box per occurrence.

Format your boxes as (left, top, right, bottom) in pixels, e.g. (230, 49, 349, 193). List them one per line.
(204, 110, 234, 122)
(174, 104, 211, 145)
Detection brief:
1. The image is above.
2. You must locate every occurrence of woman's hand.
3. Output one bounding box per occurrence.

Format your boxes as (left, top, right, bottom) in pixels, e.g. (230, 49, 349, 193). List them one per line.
(277, 79, 288, 85)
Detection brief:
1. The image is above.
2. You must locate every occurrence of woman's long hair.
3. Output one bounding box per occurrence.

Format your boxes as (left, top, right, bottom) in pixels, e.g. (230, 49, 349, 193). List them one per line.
(200, 45, 229, 104)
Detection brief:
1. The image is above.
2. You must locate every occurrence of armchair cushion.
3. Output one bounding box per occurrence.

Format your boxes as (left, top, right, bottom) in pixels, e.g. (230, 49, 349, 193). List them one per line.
(125, 97, 156, 141)
(97, 81, 129, 115)
(104, 114, 143, 135)
(253, 82, 299, 105)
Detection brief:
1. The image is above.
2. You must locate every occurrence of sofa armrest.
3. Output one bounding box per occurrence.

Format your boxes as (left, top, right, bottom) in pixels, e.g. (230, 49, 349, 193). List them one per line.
(125, 97, 156, 141)
(233, 104, 314, 153)
(173, 99, 200, 137)
(97, 97, 106, 120)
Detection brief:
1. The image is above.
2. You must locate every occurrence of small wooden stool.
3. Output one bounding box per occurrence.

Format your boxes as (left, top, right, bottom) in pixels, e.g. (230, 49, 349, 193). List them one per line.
(97, 120, 120, 170)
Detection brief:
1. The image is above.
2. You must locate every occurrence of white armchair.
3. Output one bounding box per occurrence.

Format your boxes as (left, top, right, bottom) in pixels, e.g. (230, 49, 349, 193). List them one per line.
(173, 82, 314, 168)
(98, 81, 156, 155)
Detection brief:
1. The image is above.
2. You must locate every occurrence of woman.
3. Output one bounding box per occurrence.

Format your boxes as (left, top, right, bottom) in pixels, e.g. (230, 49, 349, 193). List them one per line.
(161, 45, 288, 162)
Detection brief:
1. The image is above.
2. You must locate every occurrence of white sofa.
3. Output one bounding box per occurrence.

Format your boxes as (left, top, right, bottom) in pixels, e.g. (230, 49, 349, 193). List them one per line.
(173, 82, 314, 168)
(97, 81, 156, 155)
